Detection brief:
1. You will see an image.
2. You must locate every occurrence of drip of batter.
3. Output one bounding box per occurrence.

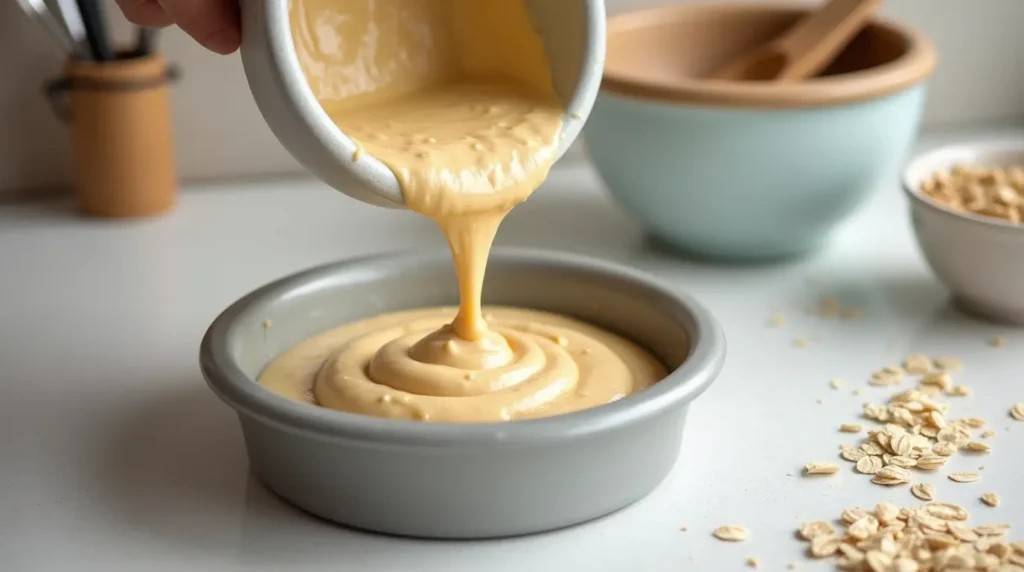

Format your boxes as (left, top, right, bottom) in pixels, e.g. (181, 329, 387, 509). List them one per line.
(260, 0, 666, 422)
(324, 82, 563, 342)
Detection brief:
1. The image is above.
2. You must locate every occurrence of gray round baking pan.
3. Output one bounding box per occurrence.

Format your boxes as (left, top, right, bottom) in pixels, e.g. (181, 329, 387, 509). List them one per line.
(199, 248, 726, 539)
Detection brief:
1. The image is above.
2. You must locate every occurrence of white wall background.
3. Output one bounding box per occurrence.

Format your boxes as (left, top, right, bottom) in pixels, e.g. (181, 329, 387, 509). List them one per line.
(1, 0, 1023, 199)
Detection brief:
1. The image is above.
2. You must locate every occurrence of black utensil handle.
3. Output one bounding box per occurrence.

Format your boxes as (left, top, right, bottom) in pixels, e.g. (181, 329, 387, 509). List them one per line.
(74, 0, 112, 61)
(135, 27, 159, 58)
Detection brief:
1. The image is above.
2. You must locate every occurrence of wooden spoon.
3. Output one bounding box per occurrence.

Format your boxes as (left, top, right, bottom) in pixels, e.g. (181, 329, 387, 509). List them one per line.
(709, 0, 884, 82)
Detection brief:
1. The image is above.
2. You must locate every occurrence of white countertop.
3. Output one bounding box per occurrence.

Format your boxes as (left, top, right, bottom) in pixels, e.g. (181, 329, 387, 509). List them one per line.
(2, 129, 1023, 571)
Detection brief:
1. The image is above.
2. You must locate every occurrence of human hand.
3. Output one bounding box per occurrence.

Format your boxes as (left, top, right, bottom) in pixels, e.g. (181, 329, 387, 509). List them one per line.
(115, 0, 241, 54)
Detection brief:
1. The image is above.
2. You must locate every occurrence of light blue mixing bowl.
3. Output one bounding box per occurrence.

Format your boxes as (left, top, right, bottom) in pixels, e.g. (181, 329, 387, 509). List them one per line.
(585, 3, 937, 261)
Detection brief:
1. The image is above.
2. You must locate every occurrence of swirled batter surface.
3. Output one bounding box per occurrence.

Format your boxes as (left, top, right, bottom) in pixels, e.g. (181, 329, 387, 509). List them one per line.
(259, 307, 665, 423)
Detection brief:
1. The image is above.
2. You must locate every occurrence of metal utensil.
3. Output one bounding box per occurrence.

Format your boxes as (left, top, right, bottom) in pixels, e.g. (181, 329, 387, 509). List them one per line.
(52, 0, 89, 58)
(133, 27, 160, 58)
(73, 0, 114, 61)
(15, 0, 76, 54)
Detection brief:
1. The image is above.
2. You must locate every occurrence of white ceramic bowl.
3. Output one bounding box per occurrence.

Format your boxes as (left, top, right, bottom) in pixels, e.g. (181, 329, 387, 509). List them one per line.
(239, 0, 605, 209)
(902, 140, 1024, 324)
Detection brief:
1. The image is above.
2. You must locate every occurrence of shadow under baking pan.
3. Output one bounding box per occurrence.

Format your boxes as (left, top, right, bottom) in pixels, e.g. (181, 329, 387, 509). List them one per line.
(89, 378, 662, 561)
(238, 462, 649, 542)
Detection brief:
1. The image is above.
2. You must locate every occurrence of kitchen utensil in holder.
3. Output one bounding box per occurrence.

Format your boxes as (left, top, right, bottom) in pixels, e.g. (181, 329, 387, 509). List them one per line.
(47, 53, 179, 218)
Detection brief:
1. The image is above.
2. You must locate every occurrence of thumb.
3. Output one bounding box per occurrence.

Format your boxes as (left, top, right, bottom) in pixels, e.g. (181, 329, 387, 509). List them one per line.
(156, 0, 241, 54)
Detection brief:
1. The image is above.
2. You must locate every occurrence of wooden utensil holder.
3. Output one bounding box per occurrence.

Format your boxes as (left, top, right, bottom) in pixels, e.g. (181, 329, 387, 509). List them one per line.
(47, 54, 179, 218)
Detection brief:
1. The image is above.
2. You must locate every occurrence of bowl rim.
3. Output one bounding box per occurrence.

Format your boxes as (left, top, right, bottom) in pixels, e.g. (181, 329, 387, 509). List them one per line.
(252, 0, 606, 207)
(901, 139, 1024, 234)
(199, 248, 726, 447)
(601, 1, 937, 109)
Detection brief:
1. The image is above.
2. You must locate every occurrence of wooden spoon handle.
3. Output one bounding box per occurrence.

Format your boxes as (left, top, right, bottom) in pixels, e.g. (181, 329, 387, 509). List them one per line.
(772, 0, 884, 81)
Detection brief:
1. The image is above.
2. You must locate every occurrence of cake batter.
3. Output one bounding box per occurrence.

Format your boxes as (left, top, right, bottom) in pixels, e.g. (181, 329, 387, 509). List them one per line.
(259, 0, 665, 422)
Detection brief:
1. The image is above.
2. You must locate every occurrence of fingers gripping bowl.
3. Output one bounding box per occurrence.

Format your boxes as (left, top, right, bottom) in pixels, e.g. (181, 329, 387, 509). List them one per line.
(200, 250, 725, 538)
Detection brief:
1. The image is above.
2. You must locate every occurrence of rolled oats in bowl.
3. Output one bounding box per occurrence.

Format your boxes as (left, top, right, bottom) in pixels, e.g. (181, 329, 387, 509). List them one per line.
(919, 163, 1024, 223)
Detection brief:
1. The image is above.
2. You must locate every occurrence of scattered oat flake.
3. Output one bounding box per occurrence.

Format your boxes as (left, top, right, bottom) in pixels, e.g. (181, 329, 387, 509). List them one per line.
(745, 556, 759, 568)
(893, 557, 918, 572)
(889, 456, 917, 469)
(892, 433, 913, 456)
(982, 429, 996, 438)
(872, 476, 906, 487)
(966, 440, 992, 453)
(840, 423, 863, 433)
(1012, 402, 1024, 421)
(961, 417, 986, 428)
(680, 525, 688, 532)
(875, 502, 900, 524)
(767, 313, 786, 328)
(798, 496, 1024, 572)
(799, 521, 836, 540)
(842, 448, 867, 462)
(862, 440, 886, 456)
(865, 550, 893, 571)
(841, 508, 871, 524)
(911, 483, 936, 501)
(974, 523, 1011, 536)
(856, 456, 884, 474)
(869, 370, 903, 386)
(989, 336, 1006, 347)
(933, 356, 963, 371)
(947, 521, 979, 542)
(921, 371, 952, 388)
(880, 466, 913, 481)
(982, 492, 1000, 507)
(830, 378, 845, 389)
(949, 471, 980, 483)
(916, 455, 949, 471)
(902, 354, 933, 374)
(713, 525, 748, 541)
(923, 501, 969, 521)
(805, 462, 840, 475)
(848, 515, 880, 539)
(262, 319, 272, 329)
(810, 534, 842, 557)
(947, 384, 972, 396)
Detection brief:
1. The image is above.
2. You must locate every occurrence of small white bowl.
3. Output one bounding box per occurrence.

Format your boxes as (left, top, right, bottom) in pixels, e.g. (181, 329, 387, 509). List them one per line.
(901, 140, 1024, 324)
